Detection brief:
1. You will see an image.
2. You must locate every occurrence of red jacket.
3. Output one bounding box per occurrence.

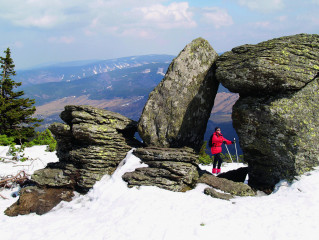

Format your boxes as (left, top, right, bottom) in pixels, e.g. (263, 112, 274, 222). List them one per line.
(210, 132, 232, 155)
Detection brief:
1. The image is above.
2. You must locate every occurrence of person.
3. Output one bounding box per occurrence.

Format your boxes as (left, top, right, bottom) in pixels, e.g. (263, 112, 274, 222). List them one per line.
(210, 127, 234, 175)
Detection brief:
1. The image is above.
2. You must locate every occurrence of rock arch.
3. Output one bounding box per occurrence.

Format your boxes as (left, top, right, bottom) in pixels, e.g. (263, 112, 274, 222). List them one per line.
(216, 33, 319, 191)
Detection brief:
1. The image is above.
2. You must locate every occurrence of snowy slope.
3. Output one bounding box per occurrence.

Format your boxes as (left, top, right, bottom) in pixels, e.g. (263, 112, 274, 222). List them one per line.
(1, 146, 319, 240)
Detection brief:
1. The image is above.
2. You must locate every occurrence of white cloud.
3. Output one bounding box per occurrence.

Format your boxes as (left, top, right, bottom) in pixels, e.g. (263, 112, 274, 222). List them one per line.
(202, 7, 234, 29)
(0, 0, 195, 35)
(17, 15, 59, 28)
(0, 0, 74, 28)
(134, 2, 197, 29)
(253, 21, 271, 28)
(237, 0, 285, 12)
(120, 28, 154, 39)
(48, 36, 75, 44)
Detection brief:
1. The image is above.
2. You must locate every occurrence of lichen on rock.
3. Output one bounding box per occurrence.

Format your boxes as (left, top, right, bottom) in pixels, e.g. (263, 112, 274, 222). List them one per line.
(216, 33, 319, 96)
(216, 33, 319, 190)
(5, 105, 142, 216)
(138, 37, 219, 151)
(122, 147, 200, 192)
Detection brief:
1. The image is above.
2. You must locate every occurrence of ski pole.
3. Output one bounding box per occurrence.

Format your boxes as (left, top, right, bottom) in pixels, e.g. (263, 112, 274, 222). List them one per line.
(234, 138, 239, 163)
(224, 143, 233, 163)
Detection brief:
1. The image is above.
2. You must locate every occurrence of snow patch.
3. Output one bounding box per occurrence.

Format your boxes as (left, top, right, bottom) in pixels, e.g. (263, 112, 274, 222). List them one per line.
(1, 146, 319, 240)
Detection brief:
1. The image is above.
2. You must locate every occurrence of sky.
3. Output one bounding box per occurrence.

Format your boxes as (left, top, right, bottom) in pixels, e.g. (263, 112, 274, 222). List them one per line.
(0, 0, 318, 69)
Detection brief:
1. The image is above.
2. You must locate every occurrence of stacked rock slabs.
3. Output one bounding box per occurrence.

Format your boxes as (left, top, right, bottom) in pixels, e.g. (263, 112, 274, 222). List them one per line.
(49, 105, 140, 192)
(5, 105, 140, 216)
(216, 33, 319, 190)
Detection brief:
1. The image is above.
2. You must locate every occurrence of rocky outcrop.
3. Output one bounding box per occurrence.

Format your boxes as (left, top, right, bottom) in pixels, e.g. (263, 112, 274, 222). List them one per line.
(138, 38, 219, 151)
(123, 38, 253, 194)
(216, 34, 319, 96)
(46, 105, 141, 191)
(123, 147, 199, 192)
(5, 105, 141, 216)
(216, 34, 319, 190)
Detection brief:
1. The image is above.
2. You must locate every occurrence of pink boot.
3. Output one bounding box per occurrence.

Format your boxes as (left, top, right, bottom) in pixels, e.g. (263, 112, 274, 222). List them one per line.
(216, 169, 221, 174)
(212, 168, 217, 174)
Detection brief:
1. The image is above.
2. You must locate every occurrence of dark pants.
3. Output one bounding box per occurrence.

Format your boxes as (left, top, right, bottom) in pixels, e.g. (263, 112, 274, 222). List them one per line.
(213, 153, 223, 169)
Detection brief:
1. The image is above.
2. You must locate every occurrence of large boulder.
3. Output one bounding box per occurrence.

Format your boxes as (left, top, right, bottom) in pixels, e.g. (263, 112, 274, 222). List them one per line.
(216, 34, 319, 190)
(216, 34, 319, 96)
(138, 38, 219, 151)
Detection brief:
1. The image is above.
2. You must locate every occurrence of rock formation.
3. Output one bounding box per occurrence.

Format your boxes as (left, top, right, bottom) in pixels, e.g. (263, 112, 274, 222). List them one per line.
(123, 38, 256, 197)
(216, 33, 319, 190)
(123, 147, 200, 192)
(5, 105, 141, 216)
(123, 38, 219, 192)
(48, 105, 140, 191)
(138, 37, 219, 151)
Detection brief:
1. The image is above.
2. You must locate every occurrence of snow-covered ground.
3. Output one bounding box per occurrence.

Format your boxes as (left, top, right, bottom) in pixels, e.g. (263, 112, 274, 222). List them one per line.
(1, 146, 319, 240)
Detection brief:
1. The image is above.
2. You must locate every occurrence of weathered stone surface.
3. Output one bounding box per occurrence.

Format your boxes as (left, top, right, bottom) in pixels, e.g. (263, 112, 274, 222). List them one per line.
(6, 105, 141, 216)
(216, 34, 319, 96)
(122, 147, 200, 192)
(216, 33, 319, 190)
(5, 186, 74, 216)
(47, 105, 141, 191)
(233, 79, 319, 190)
(132, 147, 199, 164)
(138, 38, 219, 151)
(198, 173, 255, 196)
(31, 168, 73, 187)
(204, 187, 233, 200)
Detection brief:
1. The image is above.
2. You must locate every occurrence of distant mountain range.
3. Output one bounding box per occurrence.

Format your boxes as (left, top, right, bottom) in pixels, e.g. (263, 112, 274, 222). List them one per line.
(17, 54, 241, 154)
(16, 55, 174, 85)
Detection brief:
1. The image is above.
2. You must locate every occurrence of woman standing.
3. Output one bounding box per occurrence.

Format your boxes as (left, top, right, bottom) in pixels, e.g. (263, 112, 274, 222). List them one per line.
(210, 127, 234, 175)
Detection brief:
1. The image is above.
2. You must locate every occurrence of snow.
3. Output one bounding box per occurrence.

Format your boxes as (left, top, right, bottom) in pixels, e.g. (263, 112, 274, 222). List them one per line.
(1, 146, 319, 240)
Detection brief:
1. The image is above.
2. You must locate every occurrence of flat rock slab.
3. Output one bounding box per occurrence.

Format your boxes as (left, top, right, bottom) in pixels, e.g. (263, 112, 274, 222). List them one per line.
(216, 33, 319, 96)
(122, 147, 200, 192)
(198, 173, 255, 196)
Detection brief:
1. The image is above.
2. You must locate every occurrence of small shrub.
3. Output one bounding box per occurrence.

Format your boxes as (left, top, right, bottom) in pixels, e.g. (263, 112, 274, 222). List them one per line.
(199, 141, 213, 165)
(0, 134, 15, 146)
(220, 153, 245, 163)
(7, 144, 28, 162)
(199, 154, 212, 165)
(25, 129, 57, 152)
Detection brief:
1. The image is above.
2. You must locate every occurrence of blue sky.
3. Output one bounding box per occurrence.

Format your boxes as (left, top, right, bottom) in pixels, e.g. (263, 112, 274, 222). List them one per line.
(0, 0, 318, 69)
